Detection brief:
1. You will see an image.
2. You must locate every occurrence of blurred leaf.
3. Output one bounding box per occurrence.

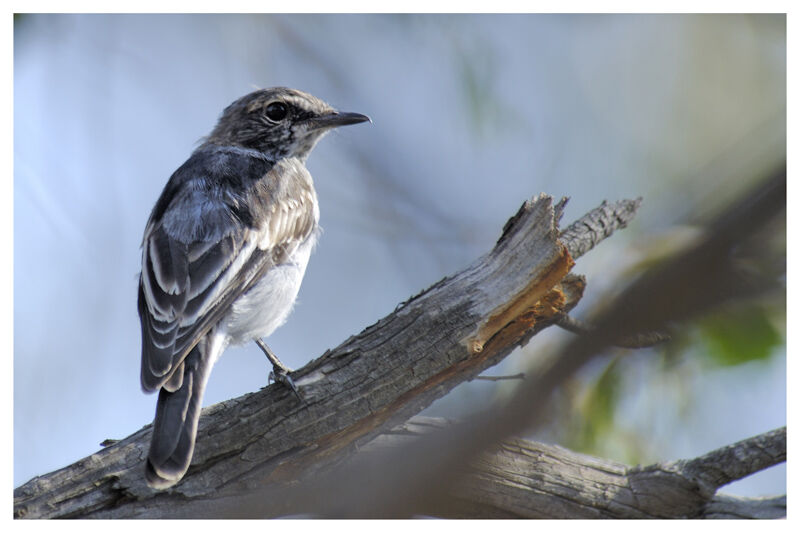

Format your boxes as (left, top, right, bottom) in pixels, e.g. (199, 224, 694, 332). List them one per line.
(458, 46, 497, 136)
(449, 31, 512, 139)
(697, 305, 783, 366)
(570, 355, 622, 452)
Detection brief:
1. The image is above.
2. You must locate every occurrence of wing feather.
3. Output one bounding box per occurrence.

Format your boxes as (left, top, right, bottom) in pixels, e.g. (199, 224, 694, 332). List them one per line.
(139, 150, 317, 392)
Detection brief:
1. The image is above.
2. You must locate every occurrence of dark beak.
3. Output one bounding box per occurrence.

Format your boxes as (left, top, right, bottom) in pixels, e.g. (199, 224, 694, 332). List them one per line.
(307, 111, 371, 130)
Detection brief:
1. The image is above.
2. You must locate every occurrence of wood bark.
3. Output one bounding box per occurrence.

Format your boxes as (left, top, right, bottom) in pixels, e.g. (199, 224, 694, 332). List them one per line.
(14, 194, 626, 518)
(304, 167, 784, 519)
(359, 418, 786, 519)
(13, 183, 785, 519)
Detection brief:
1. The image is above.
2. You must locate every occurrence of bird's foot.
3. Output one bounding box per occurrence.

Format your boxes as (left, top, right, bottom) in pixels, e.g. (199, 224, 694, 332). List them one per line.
(269, 365, 302, 401)
(256, 338, 302, 401)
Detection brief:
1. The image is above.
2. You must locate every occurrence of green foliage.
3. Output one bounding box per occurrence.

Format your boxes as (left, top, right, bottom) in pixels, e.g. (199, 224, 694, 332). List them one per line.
(557, 300, 784, 465)
(567, 355, 623, 454)
(697, 304, 784, 366)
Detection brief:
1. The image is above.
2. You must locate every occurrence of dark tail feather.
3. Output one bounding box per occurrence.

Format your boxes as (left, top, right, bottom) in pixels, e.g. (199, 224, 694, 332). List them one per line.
(145, 339, 214, 489)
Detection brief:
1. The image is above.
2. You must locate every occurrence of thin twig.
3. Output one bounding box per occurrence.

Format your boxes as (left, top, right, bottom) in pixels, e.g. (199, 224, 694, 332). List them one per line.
(473, 373, 525, 382)
(556, 314, 672, 348)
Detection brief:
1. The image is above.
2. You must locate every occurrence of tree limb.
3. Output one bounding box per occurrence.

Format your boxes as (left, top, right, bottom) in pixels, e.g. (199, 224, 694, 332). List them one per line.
(16, 161, 785, 519)
(677, 426, 787, 492)
(559, 197, 642, 260)
(15, 161, 785, 519)
(556, 314, 671, 348)
(472, 373, 525, 382)
(14, 195, 640, 519)
(357, 418, 786, 519)
(245, 166, 784, 518)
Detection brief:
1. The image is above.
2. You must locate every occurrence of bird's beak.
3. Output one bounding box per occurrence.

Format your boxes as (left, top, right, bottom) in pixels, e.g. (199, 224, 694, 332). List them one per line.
(306, 111, 372, 130)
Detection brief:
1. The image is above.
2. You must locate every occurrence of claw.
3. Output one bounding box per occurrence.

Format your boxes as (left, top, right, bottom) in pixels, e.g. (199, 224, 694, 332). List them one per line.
(269, 366, 302, 401)
(256, 339, 302, 401)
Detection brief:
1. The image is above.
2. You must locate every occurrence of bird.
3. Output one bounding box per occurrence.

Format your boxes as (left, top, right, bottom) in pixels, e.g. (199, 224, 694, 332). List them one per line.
(137, 87, 370, 489)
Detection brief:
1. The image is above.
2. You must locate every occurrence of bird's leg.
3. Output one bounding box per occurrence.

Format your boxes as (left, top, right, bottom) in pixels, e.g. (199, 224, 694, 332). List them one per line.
(255, 339, 301, 400)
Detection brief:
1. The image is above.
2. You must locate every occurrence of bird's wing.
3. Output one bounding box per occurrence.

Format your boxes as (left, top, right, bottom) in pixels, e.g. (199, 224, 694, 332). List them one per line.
(138, 152, 317, 392)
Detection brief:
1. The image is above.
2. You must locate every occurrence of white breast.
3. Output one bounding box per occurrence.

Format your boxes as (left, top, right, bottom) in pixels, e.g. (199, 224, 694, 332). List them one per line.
(223, 230, 318, 345)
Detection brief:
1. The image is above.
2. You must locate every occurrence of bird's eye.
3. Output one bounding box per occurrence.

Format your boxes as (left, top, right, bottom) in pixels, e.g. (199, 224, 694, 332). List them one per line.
(265, 102, 289, 122)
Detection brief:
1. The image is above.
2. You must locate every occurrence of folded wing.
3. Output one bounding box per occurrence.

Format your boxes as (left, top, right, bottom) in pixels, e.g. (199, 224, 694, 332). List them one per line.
(138, 150, 317, 392)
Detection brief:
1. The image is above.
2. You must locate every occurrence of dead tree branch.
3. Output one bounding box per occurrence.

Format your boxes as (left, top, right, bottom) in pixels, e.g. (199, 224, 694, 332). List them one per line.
(231, 165, 784, 519)
(14, 162, 785, 519)
(14, 195, 638, 519)
(556, 314, 671, 348)
(359, 418, 786, 519)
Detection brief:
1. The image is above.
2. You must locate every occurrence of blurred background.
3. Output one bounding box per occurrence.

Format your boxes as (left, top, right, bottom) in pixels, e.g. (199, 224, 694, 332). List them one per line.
(14, 14, 785, 496)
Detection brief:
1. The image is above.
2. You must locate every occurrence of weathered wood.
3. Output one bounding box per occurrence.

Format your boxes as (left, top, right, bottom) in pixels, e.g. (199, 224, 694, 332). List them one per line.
(236, 168, 785, 519)
(559, 197, 641, 260)
(678, 426, 787, 492)
(359, 418, 786, 519)
(14, 195, 640, 519)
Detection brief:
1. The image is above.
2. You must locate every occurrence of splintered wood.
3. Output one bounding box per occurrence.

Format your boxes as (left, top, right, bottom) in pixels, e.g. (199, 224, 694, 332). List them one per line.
(468, 244, 574, 354)
(14, 194, 634, 518)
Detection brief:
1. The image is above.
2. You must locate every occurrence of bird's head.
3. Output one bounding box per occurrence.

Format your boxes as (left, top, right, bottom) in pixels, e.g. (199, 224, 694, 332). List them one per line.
(205, 87, 370, 161)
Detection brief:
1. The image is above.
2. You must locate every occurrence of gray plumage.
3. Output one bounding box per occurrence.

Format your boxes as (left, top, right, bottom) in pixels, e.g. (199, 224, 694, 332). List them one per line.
(138, 87, 369, 489)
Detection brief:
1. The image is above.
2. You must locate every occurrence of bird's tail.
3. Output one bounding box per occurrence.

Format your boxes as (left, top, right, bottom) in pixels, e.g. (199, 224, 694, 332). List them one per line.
(144, 335, 220, 489)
